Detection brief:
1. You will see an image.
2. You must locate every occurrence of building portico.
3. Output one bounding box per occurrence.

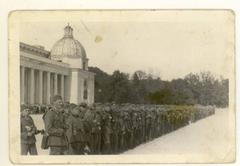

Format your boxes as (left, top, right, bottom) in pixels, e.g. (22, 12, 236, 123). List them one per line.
(20, 45, 70, 104)
(20, 24, 95, 105)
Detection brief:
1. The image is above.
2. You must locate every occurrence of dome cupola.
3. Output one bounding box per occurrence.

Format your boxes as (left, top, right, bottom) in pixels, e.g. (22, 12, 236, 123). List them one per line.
(50, 24, 88, 69)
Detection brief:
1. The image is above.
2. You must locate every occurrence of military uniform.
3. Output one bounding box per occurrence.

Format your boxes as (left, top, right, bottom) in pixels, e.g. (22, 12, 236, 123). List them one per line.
(37, 101, 217, 155)
(131, 112, 138, 148)
(111, 111, 121, 153)
(140, 110, 146, 142)
(68, 114, 86, 154)
(145, 112, 152, 141)
(43, 108, 68, 155)
(83, 107, 95, 154)
(124, 111, 132, 149)
(90, 111, 102, 154)
(21, 114, 38, 155)
(102, 111, 113, 154)
(118, 112, 126, 153)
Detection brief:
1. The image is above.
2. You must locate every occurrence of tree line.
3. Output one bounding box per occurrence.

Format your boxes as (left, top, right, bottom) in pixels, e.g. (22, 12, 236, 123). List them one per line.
(89, 67, 229, 107)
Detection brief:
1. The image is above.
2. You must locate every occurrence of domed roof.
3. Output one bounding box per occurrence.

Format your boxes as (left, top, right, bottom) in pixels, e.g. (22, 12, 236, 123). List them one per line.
(50, 24, 86, 61)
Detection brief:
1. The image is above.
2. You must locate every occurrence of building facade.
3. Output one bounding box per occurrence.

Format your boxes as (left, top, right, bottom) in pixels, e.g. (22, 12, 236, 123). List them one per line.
(20, 25, 95, 105)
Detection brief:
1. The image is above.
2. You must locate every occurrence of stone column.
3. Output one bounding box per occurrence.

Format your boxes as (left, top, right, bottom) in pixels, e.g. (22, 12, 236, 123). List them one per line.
(21, 66, 25, 104)
(61, 75, 64, 101)
(29, 68, 35, 104)
(46, 72, 51, 104)
(89, 78, 95, 104)
(70, 71, 79, 104)
(54, 73, 58, 95)
(39, 70, 43, 104)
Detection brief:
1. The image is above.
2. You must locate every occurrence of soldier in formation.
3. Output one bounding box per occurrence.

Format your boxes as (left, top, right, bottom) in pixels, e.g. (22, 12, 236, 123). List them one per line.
(42, 95, 68, 155)
(21, 96, 215, 155)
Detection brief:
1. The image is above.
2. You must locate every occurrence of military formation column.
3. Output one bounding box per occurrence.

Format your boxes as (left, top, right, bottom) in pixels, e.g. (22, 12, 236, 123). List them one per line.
(20, 95, 216, 155)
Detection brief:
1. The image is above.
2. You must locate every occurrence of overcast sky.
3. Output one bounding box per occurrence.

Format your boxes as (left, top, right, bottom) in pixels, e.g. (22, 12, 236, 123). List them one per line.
(19, 10, 234, 80)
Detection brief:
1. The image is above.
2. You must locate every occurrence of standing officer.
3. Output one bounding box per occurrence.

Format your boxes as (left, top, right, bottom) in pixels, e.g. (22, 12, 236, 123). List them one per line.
(119, 110, 126, 153)
(90, 108, 102, 154)
(21, 106, 39, 155)
(123, 110, 132, 149)
(111, 110, 121, 153)
(145, 111, 152, 141)
(102, 107, 113, 154)
(83, 105, 95, 154)
(68, 107, 86, 154)
(131, 111, 138, 148)
(140, 107, 146, 143)
(43, 95, 68, 155)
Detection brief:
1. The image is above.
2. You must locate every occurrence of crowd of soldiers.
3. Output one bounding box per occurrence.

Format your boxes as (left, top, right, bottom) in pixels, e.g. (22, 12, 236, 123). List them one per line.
(20, 95, 215, 155)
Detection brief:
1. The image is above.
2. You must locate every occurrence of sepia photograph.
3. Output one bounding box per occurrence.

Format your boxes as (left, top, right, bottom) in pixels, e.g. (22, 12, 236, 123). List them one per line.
(8, 10, 235, 163)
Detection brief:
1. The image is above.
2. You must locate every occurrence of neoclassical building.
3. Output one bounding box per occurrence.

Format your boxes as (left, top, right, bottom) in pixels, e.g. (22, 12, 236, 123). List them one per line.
(20, 25, 95, 105)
